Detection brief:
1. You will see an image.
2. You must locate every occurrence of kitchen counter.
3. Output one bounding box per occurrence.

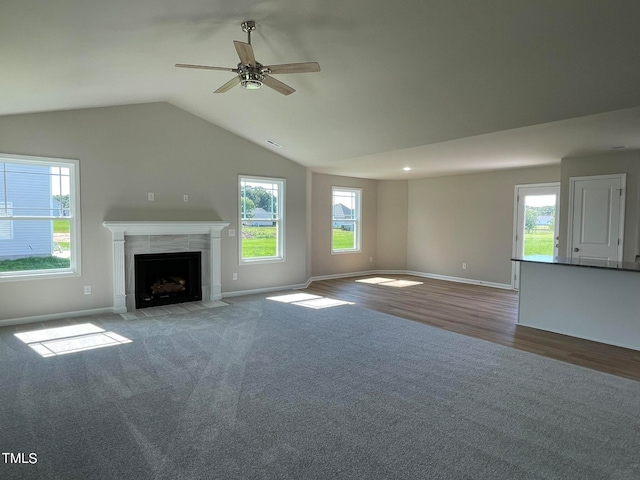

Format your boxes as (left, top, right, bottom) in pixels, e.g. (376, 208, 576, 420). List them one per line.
(512, 256, 640, 351)
(512, 255, 640, 272)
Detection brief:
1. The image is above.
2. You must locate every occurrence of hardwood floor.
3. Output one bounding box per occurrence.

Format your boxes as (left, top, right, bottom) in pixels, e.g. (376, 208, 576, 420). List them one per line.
(301, 274, 640, 382)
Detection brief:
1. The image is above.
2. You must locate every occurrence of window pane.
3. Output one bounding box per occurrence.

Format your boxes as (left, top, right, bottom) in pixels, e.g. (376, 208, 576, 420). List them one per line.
(332, 187, 361, 252)
(6, 169, 54, 216)
(240, 177, 283, 261)
(0, 157, 77, 276)
(332, 222, 356, 250)
(0, 219, 71, 272)
(241, 223, 278, 258)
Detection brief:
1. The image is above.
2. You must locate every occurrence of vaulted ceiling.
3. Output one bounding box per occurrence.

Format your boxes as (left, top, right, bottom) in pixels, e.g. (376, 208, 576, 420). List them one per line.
(3, 0, 640, 179)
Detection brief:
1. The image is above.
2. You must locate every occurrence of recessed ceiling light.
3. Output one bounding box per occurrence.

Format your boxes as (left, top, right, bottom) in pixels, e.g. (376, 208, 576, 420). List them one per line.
(266, 140, 283, 148)
(403, 167, 411, 171)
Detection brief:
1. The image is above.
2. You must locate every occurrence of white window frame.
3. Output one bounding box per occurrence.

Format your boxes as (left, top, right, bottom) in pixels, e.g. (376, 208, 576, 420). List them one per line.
(238, 175, 285, 264)
(0, 201, 14, 240)
(331, 187, 361, 254)
(0, 153, 81, 281)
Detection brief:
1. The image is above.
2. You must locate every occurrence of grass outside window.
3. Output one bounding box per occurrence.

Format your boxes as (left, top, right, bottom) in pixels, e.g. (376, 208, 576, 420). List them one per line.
(524, 230, 554, 256)
(0, 218, 72, 273)
(242, 226, 277, 258)
(332, 229, 355, 251)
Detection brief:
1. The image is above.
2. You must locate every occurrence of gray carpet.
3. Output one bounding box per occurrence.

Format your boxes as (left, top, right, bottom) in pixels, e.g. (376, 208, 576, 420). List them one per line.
(1, 296, 639, 479)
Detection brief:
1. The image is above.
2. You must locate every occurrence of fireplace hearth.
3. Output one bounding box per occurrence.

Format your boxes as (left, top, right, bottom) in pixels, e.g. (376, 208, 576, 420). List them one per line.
(134, 252, 202, 309)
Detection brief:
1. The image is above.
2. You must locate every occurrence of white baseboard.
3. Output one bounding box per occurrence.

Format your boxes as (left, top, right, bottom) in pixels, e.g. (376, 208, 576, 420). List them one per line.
(404, 270, 514, 290)
(302, 270, 379, 288)
(0, 307, 116, 328)
(301, 270, 513, 291)
(222, 282, 308, 298)
(1, 270, 512, 327)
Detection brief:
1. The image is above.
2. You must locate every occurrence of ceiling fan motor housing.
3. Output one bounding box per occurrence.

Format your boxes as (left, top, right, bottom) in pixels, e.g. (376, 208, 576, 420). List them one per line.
(239, 62, 264, 89)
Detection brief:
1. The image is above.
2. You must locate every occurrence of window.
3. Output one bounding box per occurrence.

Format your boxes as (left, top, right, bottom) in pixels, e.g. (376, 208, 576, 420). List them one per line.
(239, 176, 285, 263)
(332, 187, 361, 253)
(0, 154, 80, 279)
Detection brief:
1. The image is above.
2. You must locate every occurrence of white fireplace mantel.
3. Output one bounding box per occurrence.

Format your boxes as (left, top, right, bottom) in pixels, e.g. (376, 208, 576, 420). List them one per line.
(103, 221, 229, 313)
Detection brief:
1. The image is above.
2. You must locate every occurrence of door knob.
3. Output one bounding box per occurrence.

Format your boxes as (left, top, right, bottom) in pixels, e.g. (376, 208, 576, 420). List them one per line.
(573, 247, 580, 252)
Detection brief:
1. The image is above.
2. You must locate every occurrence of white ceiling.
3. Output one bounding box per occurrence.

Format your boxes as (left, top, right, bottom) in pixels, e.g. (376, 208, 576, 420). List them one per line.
(3, 0, 640, 179)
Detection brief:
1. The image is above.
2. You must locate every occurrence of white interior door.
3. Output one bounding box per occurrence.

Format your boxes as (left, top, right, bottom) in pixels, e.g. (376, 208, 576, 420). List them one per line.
(568, 174, 625, 262)
(512, 183, 560, 289)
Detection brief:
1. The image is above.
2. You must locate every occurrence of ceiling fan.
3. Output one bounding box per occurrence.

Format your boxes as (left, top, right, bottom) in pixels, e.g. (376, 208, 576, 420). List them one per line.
(175, 21, 320, 96)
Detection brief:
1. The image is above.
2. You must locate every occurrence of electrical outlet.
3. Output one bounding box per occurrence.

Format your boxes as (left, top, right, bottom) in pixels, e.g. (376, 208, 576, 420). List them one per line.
(232, 273, 238, 281)
(183, 195, 189, 202)
(228, 229, 236, 237)
(84, 285, 92, 295)
(148, 192, 154, 201)
(462, 263, 467, 270)
(369, 257, 373, 263)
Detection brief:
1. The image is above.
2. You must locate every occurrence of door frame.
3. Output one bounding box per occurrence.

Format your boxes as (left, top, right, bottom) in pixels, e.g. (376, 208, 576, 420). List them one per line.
(511, 182, 560, 290)
(566, 173, 625, 262)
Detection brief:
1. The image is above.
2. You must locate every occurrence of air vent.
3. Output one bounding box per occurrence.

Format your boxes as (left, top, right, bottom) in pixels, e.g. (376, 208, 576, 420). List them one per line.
(266, 140, 283, 148)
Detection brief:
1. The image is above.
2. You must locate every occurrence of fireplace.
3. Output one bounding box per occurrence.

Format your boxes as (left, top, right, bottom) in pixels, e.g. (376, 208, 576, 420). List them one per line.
(102, 221, 229, 313)
(134, 252, 202, 309)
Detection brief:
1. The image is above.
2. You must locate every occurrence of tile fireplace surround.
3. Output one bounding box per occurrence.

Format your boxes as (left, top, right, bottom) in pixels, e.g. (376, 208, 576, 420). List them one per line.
(103, 221, 229, 313)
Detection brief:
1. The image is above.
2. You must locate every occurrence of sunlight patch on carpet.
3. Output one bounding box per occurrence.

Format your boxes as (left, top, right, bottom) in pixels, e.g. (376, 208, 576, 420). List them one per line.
(267, 293, 353, 309)
(267, 293, 322, 303)
(15, 323, 132, 358)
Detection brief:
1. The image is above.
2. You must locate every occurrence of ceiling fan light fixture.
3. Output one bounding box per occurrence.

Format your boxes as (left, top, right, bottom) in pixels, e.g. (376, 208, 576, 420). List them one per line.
(241, 80, 262, 90)
(240, 71, 264, 90)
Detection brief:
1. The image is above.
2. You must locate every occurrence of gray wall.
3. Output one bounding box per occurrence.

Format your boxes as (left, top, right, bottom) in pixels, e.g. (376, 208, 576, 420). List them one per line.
(310, 173, 378, 277)
(407, 166, 561, 286)
(376, 180, 408, 271)
(559, 150, 640, 262)
(0, 102, 308, 320)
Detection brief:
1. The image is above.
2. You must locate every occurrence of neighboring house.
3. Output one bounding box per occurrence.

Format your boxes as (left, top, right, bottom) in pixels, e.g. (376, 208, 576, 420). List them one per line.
(248, 207, 275, 227)
(333, 203, 353, 230)
(0, 163, 53, 259)
(536, 215, 553, 227)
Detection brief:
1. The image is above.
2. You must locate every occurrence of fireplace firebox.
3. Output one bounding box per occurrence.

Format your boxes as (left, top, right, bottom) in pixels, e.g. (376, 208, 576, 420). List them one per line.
(134, 252, 202, 309)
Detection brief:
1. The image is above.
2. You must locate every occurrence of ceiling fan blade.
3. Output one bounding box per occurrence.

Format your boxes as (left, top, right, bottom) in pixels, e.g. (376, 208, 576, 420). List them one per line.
(265, 62, 321, 74)
(234, 41, 256, 66)
(214, 76, 241, 93)
(175, 64, 238, 72)
(262, 75, 295, 96)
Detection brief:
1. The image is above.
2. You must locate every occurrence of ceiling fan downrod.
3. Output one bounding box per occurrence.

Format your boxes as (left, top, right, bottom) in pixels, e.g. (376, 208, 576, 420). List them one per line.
(241, 20, 256, 45)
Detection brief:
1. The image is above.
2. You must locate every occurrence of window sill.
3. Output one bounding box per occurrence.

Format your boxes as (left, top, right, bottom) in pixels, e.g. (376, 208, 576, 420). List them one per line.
(0, 270, 80, 282)
(240, 257, 286, 265)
